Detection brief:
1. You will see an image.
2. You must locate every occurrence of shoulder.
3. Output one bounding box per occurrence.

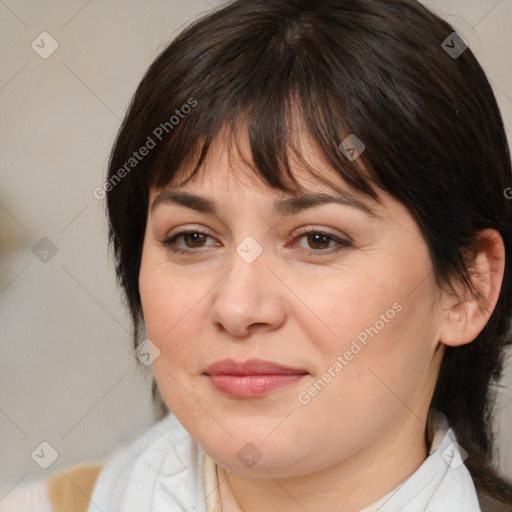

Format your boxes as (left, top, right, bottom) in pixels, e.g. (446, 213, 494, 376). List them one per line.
(0, 461, 104, 512)
(1, 415, 203, 512)
(89, 414, 206, 511)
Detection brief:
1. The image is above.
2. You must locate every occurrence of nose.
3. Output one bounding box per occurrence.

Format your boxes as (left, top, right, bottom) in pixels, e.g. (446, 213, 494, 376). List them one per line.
(209, 244, 287, 338)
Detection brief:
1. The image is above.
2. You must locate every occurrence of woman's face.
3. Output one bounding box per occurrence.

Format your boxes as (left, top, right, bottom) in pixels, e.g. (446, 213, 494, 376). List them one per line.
(139, 128, 447, 478)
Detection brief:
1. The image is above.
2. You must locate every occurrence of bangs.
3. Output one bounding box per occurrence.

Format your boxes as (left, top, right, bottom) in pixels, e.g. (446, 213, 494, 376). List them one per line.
(149, 92, 382, 203)
(140, 6, 385, 202)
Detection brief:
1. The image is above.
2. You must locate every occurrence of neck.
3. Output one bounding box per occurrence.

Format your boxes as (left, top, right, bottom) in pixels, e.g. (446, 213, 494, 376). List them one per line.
(218, 415, 428, 512)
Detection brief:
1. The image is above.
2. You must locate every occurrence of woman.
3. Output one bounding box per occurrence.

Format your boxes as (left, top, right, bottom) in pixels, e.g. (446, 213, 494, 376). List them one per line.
(2, 0, 511, 510)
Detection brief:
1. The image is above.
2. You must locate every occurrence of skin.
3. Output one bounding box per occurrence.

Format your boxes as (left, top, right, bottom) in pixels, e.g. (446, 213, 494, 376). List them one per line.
(138, 125, 505, 512)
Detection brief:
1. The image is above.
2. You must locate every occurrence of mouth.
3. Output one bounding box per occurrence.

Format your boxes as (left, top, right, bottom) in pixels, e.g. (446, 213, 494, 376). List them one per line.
(204, 358, 309, 398)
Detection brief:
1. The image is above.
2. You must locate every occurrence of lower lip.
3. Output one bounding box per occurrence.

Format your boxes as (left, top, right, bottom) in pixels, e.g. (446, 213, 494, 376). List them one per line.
(207, 374, 306, 398)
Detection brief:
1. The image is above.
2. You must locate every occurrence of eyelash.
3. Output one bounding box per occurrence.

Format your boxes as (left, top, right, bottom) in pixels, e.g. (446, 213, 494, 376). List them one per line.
(161, 227, 351, 256)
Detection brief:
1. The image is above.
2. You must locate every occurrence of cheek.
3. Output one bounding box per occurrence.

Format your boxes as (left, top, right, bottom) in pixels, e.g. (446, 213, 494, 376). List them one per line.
(302, 265, 404, 356)
(302, 254, 436, 388)
(138, 249, 204, 367)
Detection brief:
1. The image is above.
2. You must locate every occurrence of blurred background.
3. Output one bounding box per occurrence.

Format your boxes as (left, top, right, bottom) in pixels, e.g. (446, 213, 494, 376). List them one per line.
(1, 0, 511, 493)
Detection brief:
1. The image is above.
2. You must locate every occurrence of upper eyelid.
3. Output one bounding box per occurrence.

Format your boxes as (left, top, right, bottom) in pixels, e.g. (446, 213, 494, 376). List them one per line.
(165, 225, 347, 239)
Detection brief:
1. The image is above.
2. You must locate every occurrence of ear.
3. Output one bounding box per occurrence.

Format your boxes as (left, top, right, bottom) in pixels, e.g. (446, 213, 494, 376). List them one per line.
(438, 228, 505, 347)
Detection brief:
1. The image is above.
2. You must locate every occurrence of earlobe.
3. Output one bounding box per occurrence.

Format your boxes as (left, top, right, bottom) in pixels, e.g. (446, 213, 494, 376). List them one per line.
(438, 228, 505, 347)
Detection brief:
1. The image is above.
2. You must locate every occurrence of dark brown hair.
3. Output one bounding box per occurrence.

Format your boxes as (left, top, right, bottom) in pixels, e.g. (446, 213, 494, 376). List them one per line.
(104, 0, 512, 508)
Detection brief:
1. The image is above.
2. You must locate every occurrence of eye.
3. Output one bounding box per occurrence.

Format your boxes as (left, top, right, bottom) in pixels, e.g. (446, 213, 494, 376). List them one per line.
(160, 227, 351, 255)
(291, 228, 352, 254)
(161, 229, 218, 254)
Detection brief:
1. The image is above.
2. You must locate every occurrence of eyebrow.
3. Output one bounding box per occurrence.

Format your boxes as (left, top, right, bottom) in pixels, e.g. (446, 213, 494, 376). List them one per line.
(150, 190, 378, 218)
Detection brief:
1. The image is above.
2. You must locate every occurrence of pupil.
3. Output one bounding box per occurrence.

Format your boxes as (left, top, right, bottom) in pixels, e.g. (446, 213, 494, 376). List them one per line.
(186, 233, 205, 247)
(308, 233, 328, 249)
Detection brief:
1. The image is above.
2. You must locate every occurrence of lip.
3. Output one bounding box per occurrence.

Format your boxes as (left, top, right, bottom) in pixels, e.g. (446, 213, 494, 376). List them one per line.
(205, 358, 307, 376)
(204, 358, 308, 398)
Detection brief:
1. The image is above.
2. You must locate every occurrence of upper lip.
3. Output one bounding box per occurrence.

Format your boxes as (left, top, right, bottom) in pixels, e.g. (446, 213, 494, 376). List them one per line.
(204, 358, 308, 376)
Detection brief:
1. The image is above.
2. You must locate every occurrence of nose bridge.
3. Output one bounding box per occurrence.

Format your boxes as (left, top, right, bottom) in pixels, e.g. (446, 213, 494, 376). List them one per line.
(209, 235, 286, 335)
(220, 234, 269, 305)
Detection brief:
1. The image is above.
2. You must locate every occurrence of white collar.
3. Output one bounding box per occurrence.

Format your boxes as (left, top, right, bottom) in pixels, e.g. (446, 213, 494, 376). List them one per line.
(88, 412, 481, 512)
